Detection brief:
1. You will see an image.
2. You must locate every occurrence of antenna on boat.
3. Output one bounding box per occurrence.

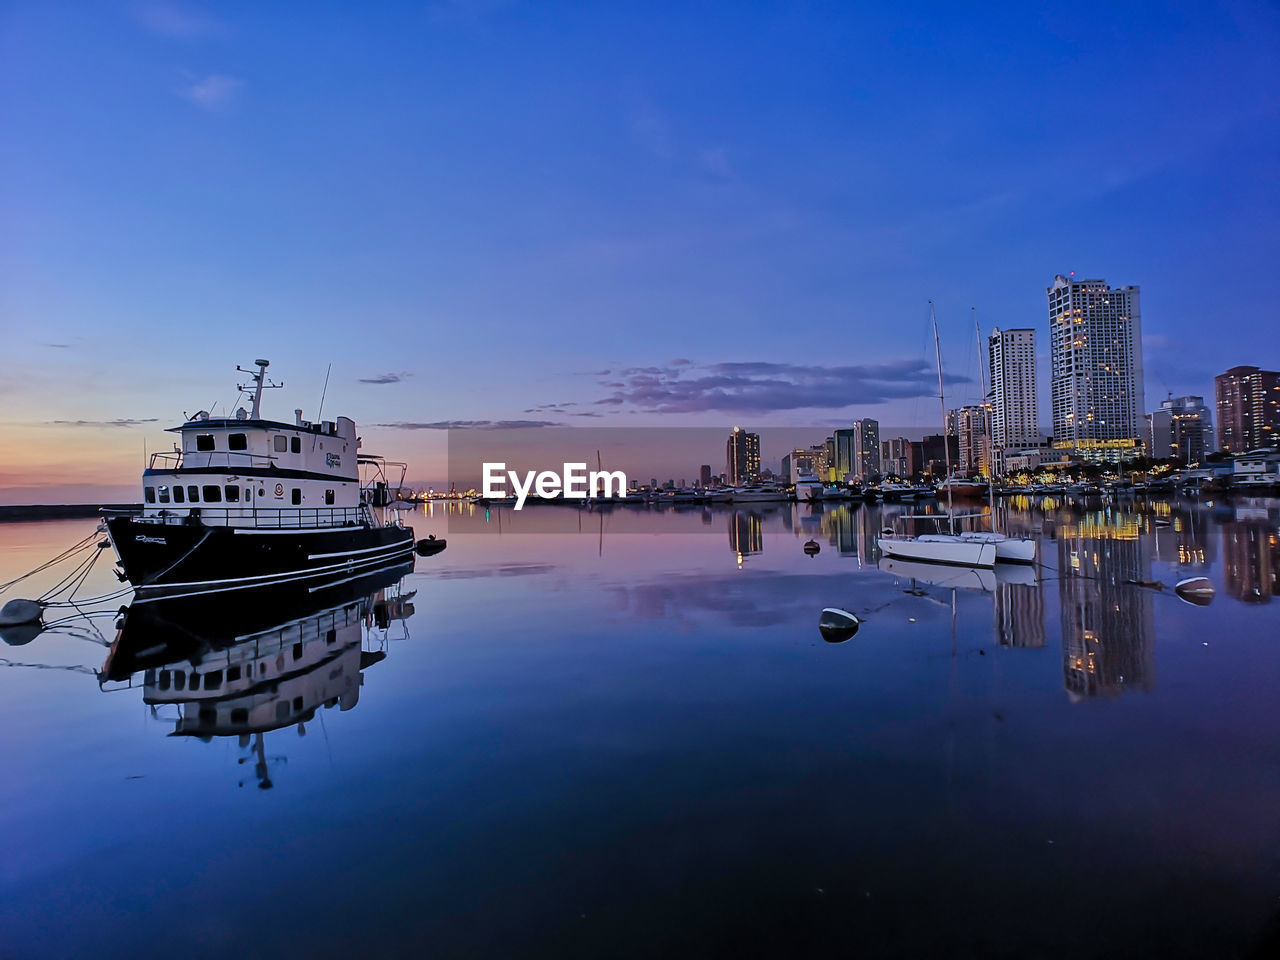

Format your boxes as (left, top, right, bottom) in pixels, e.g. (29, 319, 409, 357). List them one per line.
(236, 359, 282, 420)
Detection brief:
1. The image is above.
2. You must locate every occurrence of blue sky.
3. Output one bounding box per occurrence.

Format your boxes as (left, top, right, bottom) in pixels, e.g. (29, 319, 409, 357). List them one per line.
(1, 1, 1277, 497)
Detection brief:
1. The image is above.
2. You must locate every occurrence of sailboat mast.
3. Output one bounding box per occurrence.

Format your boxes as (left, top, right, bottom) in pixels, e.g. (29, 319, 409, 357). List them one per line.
(973, 307, 997, 528)
(930, 301, 955, 522)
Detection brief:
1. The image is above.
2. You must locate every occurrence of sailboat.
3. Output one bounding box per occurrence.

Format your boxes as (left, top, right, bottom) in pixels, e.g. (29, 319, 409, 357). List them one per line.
(878, 303, 996, 569)
(954, 307, 1038, 565)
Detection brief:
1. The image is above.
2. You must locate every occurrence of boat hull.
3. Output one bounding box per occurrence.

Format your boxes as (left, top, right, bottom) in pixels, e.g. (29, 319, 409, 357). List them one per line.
(959, 532, 1038, 564)
(877, 534, 996, 568)
(105, 514, 415, 598)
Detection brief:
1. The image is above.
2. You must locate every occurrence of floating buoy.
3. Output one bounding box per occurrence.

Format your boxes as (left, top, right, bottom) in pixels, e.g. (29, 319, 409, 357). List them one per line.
(415, 536, 447, 557)
(0, 622, 42, 647)
(818, 607, 860, 643)
(803, 539, 820, 557)
(0, 598, 42, 627)
(1174, 576, 1214, 606)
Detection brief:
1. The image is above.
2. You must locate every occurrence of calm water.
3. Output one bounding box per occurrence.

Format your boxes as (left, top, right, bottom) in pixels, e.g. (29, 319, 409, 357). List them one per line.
(2, 498, 1279, 958)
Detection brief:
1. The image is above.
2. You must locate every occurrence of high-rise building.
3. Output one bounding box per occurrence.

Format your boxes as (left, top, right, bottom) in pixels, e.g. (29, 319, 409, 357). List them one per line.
(782, 448, 815, 483)
(1048, 275, 1144, 461)
(1215, 365, 1280, 452)
(950, 403, 992, 476)
(833, 429, 856, 480)
(1145, 395, 1214, 463)
(988, 327, 1039, 466)
(699, 464, 712, 488)
(852, 418, 880, 478)
(726, 427, 761, 485)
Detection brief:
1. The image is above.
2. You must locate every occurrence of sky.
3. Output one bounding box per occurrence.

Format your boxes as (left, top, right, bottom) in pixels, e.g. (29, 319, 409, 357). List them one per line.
(1, 1, 1278, 500)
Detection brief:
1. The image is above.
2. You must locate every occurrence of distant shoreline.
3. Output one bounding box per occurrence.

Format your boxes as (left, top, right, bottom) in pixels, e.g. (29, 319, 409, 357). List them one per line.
(0, 504, 138, 522)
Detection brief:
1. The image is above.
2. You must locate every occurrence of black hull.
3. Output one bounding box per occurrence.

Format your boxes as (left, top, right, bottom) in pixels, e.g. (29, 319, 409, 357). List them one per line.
(105, 515, 415, 598)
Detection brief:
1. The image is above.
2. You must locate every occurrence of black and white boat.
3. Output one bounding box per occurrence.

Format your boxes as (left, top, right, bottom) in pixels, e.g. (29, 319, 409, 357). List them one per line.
(104, 359, 415, 600)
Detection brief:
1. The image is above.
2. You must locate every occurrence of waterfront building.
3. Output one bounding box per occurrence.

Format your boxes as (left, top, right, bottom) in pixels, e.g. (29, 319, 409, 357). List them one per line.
(880, 437, 915, 477)
(919, 434, 958, 477)
(988, 327, 1039, 470)
(699, 465, 712, 488)
(852, 418, 880, 478)
(726, 427, 761, 485)
(1145, 395, 1215, 463)
(950, 404, 992, 476)
(1215, 365, 1280, 452)
(1048, 275, 1144, 462)
(833, 429, 856, 481)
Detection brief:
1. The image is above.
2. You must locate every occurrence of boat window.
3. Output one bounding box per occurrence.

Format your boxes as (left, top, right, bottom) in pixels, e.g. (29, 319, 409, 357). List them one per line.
(224, 485, 240, 502)
(198, 707, 216, 725)
(274, 435, 288, 453)
(173, 670, 186, 691)
(226, 665, 241, 682)
(276, 701, 290, 722)
(187, 485, 199, 502)
(158, 670, 171, 690)
(204, 670, 222, 689)
(187, 672, 199, 691)
(158, 486, 170, 503)
(292, 488, 302, 505)
(325, 628, 336, 645)
(230, 708, 248, 725)
(196, 434, 215, 451)
(292, 642, 303, 661)
(292, 696, 304, 712)
(228, 433, 247, 451)
(291, 436, 301, 453)
(145, 487, 156, 503)
(173, 485, 185, 503)
(202, 485, 222, 503)
(325, 489, 335, 505)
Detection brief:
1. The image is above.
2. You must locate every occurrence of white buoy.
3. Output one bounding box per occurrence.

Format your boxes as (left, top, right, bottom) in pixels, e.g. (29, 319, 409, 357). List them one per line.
(1174, 577, 1215, 606)
(819, 607, 860, 643)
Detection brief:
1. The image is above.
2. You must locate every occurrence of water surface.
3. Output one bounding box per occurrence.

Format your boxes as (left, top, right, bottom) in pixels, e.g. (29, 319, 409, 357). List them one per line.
(1, 499, 1278, 958)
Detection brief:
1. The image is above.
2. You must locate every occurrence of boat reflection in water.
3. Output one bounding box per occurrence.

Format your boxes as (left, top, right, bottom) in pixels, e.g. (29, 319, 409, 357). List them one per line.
(101, 559, 414, 788)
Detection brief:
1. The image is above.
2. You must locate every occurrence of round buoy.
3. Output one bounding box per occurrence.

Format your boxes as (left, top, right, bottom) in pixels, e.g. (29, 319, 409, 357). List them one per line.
(803, 539, 820, 557)
(0, 622, 41, 647)
(818, 607, 860, 643)
(1174, 576, 1214, 606)
(0, 598, 42, 627)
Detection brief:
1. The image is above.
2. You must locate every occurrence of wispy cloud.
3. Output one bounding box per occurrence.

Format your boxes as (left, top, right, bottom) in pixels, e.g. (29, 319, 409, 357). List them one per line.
(359, 372, 411, 384)
(376, 419, 560, 430)
(592, 360, 971, 414)
(49, 418, 159, 428)
(134, 2, 224, 39)
(178, 73, 243, 111)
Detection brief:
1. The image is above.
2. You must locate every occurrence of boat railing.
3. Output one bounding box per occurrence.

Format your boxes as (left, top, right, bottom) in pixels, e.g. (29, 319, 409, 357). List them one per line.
(108, 506, 368, 529)
(148, 450, 281, 471)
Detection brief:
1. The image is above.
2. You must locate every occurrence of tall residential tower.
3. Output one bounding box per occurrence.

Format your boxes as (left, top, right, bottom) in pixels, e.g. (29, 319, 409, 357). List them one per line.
(1048, 275, 1144, 460)
(987, 327, 1039, 467)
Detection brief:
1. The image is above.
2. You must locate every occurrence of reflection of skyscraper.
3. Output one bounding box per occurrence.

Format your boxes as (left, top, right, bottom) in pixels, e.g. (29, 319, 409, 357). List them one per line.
(993, 582, 1046, 648)
(1221, 521, 1280, 603)
(726, 427, 761, 485)
(1057, 513, 1155, 698)
(822, 505, 858, 557)
(728, 511, 763, 562)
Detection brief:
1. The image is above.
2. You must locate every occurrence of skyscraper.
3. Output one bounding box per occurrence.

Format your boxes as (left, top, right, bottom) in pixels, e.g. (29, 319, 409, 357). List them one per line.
(725, 427, 761, 485)
(1048, 275, 1144, 461)
(852, 418, 880, 478)
(1215, 365, 1280, 452)
(833, 428, 856, 480)
(988, 326, 1039, 467)
(949, 403, 992, 476)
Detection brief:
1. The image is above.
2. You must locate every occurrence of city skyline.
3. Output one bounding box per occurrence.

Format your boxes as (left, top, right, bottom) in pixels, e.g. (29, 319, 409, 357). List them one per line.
(3, 2, 1278, 501)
